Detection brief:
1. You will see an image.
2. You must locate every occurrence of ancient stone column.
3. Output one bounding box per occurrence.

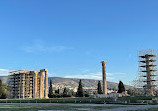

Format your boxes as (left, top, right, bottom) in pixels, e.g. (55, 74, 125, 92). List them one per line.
(33, 71, 38, 98)
(19, 73, 22, 99)
(19, 72, 25, 99)
(22, 73, 25, 99)
(44, 69, 48, 99)
(102, 61, 107, 94)
(39, 70, 45, 99)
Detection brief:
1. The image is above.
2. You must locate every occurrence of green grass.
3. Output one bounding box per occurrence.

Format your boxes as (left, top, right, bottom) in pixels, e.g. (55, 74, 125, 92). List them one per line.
(0, 97, 111, 104)
(118, 96, 154, 103)
(0, 103, 123, 111)
(0, 96, 156, 104)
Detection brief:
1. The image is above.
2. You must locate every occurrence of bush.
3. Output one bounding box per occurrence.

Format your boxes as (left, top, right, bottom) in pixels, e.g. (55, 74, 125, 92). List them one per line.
(62, 94, 72, 97)
(85, 93, 89, 97)
(48, 94, 72, 98)
(0, 93, 7, 99)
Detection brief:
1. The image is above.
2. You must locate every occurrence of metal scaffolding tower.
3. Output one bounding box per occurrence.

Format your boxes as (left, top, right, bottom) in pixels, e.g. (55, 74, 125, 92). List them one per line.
(138, 49, 158, 96)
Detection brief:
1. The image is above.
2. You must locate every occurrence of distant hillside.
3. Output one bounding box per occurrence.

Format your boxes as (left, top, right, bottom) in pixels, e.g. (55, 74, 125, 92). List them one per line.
(0, 76, 132, 90)
(0, 76, 10, 84)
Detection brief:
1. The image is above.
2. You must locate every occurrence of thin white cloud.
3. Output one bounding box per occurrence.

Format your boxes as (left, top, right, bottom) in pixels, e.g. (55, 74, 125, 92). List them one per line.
(64, 72, 123, 80)
(22, 40, 74, 53)
(0, 69, 9, 76)
(0, 69, 8, 72)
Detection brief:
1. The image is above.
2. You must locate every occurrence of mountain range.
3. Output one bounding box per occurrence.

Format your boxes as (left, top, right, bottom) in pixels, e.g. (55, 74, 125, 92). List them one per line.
(0, 76, 132, 90)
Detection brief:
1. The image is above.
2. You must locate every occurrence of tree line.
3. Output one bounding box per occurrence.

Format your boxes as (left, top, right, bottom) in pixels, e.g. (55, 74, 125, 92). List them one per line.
(48, 79, 88, 98)
(0, 79, 142, 99)
(48, 79, 127, 98)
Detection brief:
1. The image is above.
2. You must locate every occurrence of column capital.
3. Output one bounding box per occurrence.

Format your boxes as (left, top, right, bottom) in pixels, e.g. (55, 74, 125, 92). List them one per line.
(101, 61, 107, 64)
(40, 69, 48, 72)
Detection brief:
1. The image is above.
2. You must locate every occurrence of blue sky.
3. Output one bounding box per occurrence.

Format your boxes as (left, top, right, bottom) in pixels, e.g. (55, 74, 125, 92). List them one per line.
(0, 0, 158, 85)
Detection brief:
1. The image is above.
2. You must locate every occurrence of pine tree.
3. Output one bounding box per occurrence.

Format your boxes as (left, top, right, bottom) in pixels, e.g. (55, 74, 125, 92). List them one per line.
(58, 88, 60, 94)
(77, 79, 83, 97)
(62, 87, 68, 97)
(97, 81, 103, 94)
(118, 81, 125, 93)
(48, 80, 53, 97)
(63, 87, 67, 95)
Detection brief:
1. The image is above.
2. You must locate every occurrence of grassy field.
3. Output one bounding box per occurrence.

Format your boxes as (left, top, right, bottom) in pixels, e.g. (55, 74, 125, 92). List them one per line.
(0, 103, 123, 111)
(117, 96, 154, 103)
(0, 97, 157, 111)
(0, 96, 156, 104)
(0, 97, 111, 104)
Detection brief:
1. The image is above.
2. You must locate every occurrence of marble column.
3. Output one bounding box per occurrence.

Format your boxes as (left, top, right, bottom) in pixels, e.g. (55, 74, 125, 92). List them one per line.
(102, 61, 107, 94)
(33, 71, 38, 98)
(39, 70, 45, 99)
(44, 69, 48, 98)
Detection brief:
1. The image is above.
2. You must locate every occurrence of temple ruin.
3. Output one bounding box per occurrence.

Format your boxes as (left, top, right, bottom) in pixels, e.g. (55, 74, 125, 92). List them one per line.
(9, 69, 48, 99)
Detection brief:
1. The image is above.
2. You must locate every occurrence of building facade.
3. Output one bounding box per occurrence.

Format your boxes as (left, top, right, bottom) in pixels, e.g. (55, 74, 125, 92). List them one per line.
(9, 69, 48, 99)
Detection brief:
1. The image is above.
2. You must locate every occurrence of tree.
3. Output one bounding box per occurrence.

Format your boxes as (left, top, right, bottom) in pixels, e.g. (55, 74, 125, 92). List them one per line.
(72, 91, 76, 97)
(84, 91, 89, 97)
(118, 81, 125, 93)
(1, 93, 6, 99)
(0, 80, 2, 86)
(55, 90, 58, 94)
(63, 88, 71, 97)
(48, 80, 53, 98)
(0, 80, 7, 99)
(127, 88, 143, 96)
(63, 87, 67, 95)
(57, 88, 60, 94)
(55, 88, 60, 94)
(0, 80, 3, 97)
(77, 79, 83, 97)
(97, 81, 103, 94)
